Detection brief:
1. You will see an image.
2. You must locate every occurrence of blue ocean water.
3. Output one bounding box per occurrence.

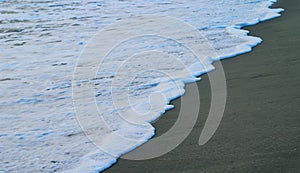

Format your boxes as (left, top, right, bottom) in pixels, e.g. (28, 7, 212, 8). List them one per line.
(0, 0, 282, 172)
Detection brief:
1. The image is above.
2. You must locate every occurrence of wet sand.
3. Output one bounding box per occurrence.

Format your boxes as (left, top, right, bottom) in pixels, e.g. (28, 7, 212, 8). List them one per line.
(103, 0, 300, 172)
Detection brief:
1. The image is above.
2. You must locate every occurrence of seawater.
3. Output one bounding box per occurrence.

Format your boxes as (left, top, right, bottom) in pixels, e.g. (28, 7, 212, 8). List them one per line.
(0, 0, 282, 172)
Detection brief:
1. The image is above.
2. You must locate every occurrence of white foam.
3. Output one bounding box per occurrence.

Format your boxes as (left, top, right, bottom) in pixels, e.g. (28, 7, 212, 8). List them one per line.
(0, 0, 283, 172)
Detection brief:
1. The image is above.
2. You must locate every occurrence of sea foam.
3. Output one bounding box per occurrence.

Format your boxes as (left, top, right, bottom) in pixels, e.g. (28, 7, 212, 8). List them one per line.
(0, 0, 283, 172)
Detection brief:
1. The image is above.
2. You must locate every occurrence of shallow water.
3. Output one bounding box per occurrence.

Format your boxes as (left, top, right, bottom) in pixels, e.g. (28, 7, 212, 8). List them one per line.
(0, 0, 282, 172)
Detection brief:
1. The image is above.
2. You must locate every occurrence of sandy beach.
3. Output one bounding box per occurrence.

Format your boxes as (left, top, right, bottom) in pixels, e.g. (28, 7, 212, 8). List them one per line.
(104, 0, 300, 172)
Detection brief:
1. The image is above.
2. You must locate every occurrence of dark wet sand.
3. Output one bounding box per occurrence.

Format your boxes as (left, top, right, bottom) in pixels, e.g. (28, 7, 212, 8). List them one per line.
(104, 0, 300, 172)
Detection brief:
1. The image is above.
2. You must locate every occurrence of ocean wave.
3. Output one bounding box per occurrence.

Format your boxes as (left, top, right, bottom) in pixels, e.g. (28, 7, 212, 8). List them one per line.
(0, 0, 283, 172)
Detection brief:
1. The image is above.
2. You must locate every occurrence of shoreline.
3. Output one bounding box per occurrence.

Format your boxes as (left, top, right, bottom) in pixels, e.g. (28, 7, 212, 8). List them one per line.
(104, 0, 300, 172)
